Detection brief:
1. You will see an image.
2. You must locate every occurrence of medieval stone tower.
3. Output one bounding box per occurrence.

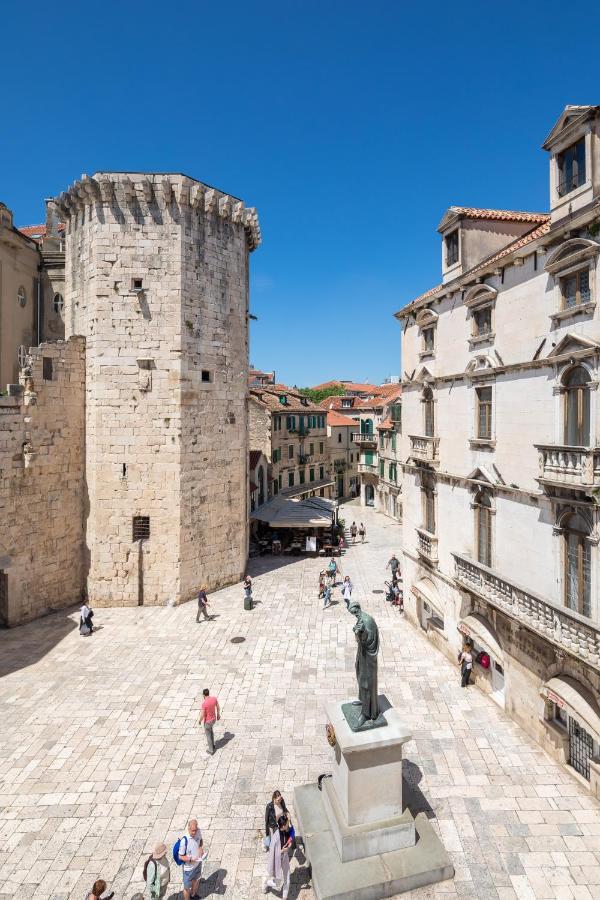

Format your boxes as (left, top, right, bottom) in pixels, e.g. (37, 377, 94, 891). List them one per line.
(54, 172, 261, 607)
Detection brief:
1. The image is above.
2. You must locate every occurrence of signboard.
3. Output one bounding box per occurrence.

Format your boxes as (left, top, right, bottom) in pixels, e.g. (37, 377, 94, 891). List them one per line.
(306, 536, 317, 552)
(458, 623, 471, 637)
(545, 689, 565, 709)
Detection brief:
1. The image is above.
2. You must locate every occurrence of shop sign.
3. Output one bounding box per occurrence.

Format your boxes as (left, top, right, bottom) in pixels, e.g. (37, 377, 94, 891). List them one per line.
(458, 622, 471, 637)
(545, 689, 565, 708)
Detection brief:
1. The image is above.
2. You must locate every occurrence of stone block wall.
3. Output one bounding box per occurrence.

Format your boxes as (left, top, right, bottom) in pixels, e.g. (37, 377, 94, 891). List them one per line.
(56, 173, 260, 607)
(0, 337, 85, 625)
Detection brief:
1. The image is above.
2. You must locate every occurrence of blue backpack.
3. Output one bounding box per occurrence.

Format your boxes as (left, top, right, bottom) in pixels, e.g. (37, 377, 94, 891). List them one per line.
(173, 835, 188, 866)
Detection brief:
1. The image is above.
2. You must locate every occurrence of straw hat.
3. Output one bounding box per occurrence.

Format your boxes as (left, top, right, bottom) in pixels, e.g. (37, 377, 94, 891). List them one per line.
(152, 842, 167, 860)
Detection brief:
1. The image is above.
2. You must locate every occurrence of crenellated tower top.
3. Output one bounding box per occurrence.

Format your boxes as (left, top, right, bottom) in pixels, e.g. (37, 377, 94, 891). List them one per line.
(53, 171, 262, 251)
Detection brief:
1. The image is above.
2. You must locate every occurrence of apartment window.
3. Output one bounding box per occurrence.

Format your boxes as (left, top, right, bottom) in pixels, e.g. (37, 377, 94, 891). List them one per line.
(391, 433, 396, 452)
(422, 327, 435, 355)
(474, 490, 492, 568)
(286, 415, 296, 430)
(273, 448, 280, 463)
(563, 366, 590, 446)
(380, 459, 384, 477)
(563, 512, 591, 618)
(309, 467, 315, 482)
(391, 403, 402, 424)
(288, 444, 294, 459)
(309, 443, 314, 455)
(557, 138, 586, 198)
(350, 453, 353, 463)
(423, 387, 435, 437)
(446, 230, 459, 266)
(319, 465, 324, 479)
(379, 433, 384, 450)
(476, 387, 493, 440)
(421, 475, 436, 534)
(288, 471, 295, 488)
(319, 442, 324, 454)
(561, 269, 590, 309)
(473, 306, 493, 337)
(299, 469, 305, 484)
(132, 516, 150, 541)
(273, 415, 281, 432)
(42, 357, 53, 381)
(278, 474, 282, 489)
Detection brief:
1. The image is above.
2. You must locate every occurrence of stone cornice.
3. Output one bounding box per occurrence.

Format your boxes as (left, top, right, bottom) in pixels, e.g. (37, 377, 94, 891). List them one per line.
(54, 172, 262, 251)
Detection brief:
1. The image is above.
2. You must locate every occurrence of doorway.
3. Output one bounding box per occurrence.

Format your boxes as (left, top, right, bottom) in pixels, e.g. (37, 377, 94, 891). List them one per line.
(365, 484, 375, 506)
(0, 571, 7, 626)
(337, 475, 344, 498)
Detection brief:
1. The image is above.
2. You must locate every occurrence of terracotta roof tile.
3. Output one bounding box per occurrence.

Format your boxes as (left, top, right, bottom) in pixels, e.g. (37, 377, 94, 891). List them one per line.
(377, 417, 393, 430)
(249, 386, 323, 414)
(327, 411, 359, 427)
(449, 207, 548, 224)
(18, 223, 65, 239)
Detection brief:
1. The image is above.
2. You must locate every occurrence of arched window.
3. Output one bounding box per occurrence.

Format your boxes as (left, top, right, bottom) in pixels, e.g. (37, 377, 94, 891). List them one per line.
(361, 418, 373, 435)
(421, 473, 436, 534)
(563, 366, 590, 446)
(563, 512, 591, 618)
(423, 386, 435, 437)
(474, 490, 492, 567)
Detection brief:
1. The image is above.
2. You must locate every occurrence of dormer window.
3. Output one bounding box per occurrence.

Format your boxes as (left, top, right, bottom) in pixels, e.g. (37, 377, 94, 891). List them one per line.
(342, 399, 352, 408)
(279, 395, 288, 405)
(445, 230, 459, 267)
(557, 139, 586, 198)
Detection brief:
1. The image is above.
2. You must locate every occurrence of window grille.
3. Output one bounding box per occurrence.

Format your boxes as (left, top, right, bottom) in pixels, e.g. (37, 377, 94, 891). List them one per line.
(132, 516, 150, 541)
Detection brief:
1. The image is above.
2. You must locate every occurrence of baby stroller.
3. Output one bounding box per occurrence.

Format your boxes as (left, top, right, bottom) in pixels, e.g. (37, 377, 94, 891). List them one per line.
(385, 580, 404, 611)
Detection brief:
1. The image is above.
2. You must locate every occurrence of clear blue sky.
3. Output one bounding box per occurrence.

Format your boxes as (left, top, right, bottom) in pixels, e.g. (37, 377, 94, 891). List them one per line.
(3, 1, 599, 387)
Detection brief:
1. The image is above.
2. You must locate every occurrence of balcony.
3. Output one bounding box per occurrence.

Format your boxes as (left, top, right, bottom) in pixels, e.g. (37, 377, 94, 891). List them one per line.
(358, 463, 378, 476)
(409, 434, 440, 465)
(535, 444, 600, 490)
(416, 528, 438, 564)
(453, 553, 600, 670)
(352, 432, 377, 446)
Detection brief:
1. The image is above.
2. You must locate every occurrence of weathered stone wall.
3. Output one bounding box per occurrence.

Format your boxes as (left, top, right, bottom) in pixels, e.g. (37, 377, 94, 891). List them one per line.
(57, 173, 259, 606)
(0, 337, 85, 625)
(248, 395, 272, 460)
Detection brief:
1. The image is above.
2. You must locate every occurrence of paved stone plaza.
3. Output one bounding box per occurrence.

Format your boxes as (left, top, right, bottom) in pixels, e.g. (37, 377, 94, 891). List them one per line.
(1, 505, 599, 900)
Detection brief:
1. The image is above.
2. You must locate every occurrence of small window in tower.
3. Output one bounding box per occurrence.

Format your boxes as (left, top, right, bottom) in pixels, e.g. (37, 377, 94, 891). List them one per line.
(132, 278, 144, 293)
(132, 516, 150, 541)
(201, 370, 212, 383)
(17, 286, 27, 308)
(42, 357, 53, 381)
(53, 293, 64, 314)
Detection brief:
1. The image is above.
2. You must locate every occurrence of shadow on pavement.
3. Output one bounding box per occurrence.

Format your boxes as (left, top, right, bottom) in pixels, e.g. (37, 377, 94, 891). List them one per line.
(0, 608, 77, 678)
(402, 758, 435, 820)
(214, 731, 235, 750)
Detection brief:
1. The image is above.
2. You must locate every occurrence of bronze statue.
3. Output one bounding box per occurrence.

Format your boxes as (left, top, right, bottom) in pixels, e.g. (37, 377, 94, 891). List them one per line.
(348, 601, 379, 727)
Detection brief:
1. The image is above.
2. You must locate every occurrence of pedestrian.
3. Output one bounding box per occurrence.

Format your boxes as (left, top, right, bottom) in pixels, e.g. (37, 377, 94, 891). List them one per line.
(199, 687, 220, 755)
(387, 554, 400, 581)
(264, 790, 288, 845)
(327, 557, 337, 585)
(318, 572, 326, 598)
(350, 521, 358, 543)
(323, 583, 332, 609)
(196, 587, 210, 623)
(263, 815, 293, 898)
(144, 842, 170, 899)
(459, 642, 473, 687)
(85, 880, 114, 900)
(358, 523, 366, 543)
(179, 819, 207, 900)
(79, 601, 94, 636)
(341, 575, 353, 609)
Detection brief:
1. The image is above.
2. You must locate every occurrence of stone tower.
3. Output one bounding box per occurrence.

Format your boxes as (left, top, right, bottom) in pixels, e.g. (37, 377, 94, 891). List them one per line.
(54, 173, 261, 607)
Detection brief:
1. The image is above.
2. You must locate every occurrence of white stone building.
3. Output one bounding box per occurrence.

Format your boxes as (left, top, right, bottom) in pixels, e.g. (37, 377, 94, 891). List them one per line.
(326, 410, 360, 500)
(397, 105, 600, 796)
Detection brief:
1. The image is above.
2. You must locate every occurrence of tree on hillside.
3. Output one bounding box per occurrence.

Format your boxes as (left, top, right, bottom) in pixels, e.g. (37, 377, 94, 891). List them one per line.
(298, 384, 347, 404)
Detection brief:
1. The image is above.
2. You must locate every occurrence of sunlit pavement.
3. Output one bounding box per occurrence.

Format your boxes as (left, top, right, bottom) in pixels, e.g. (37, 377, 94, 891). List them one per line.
(0, 503, 599, 899)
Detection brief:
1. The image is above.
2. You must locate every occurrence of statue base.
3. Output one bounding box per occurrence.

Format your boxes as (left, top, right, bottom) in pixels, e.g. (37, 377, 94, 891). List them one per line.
(293, 695, 454, 899)
(341, 701, 387, 732)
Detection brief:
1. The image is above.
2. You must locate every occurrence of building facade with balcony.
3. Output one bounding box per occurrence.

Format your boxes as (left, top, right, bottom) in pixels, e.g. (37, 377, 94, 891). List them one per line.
(326, 410, 360, 500)
(249, 385, 332, 501)
(396, 104, 600, 797)
(377, 394, 403, 522)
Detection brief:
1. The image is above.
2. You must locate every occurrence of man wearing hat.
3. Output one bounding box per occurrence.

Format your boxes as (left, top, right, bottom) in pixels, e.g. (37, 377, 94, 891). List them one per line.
(145, 842, 170, 899)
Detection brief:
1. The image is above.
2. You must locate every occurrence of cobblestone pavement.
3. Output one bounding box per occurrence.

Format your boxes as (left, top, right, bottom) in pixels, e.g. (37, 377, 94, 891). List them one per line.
(1, 504, 600, 900)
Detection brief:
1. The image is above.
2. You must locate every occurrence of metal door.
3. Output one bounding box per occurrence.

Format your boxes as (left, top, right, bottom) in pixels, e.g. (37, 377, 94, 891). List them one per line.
(569, 716, 593, 780)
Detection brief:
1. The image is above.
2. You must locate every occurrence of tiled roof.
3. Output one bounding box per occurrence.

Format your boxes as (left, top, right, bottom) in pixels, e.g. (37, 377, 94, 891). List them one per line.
(319, 396, 356, 410)
(327, 411, 359, 427)
(375, 383, 402, 400)
(18, 223, 65, 239)
(448, 207, 548, 224)
(249, 386, 323, 414)
(311, 380, 377, 395)
(400, 218, 551, 312)
(249, 450, 262, 470)
(377, 417, 393, 430)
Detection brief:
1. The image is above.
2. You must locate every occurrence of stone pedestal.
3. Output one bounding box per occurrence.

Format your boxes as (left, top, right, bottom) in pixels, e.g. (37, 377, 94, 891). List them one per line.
(294, 696, 454, 899)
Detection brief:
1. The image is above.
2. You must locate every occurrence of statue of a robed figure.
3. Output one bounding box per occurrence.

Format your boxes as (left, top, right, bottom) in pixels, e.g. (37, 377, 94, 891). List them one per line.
(343, 601, 385, 731)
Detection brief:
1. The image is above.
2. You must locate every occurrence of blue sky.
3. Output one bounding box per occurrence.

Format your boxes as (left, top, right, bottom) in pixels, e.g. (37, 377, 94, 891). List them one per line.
(3, 1, 599, 387)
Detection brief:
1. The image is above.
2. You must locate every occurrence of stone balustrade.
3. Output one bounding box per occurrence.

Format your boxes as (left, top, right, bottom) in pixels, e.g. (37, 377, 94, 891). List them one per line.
(358, 463, 378, 475)
(352, 433, 377, 444)
(453, 552, 600, 670)
(417, 528, 438, 564)
(409, 435, 440, 464)
(535, 443, 600, 488)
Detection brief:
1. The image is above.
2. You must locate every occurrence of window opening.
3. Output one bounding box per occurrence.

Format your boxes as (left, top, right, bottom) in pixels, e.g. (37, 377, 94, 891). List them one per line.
(42, 357, 53, 381)
(476, 386, 493, 440)
(132, 516, 150, 541)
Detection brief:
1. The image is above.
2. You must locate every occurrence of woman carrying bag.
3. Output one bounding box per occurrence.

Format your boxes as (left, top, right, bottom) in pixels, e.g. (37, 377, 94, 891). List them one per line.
(264, 789, 288, 849)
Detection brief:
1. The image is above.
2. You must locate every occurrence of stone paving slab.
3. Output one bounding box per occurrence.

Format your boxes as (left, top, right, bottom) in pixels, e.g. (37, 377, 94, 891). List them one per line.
(0, 504, 599, 899)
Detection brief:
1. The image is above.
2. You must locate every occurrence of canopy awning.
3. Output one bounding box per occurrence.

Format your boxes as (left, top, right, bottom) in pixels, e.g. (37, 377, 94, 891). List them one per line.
(458, 613, 503, 660)
(251, 495, 336, 528)
(412, 577, 443, 616)
(542, 675, 600, 738)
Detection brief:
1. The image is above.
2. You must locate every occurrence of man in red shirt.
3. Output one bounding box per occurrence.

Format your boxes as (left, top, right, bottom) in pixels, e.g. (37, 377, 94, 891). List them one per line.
(199, 688, 220, 755)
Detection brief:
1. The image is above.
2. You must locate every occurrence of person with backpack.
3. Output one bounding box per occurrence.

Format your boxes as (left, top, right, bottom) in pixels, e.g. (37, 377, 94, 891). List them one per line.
(144, 843, 170, 899)
(174, 819, 207, 900)
(196, 588, 210, 623)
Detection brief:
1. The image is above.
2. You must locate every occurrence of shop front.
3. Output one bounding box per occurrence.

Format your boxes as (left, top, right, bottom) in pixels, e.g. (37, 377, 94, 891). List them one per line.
(541, 674, 600, 795)
(458, 613, 505, 707)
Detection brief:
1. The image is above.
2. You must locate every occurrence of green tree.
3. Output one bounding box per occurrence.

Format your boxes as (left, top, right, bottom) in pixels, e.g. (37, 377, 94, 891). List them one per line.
(298, 384, 346, 405)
